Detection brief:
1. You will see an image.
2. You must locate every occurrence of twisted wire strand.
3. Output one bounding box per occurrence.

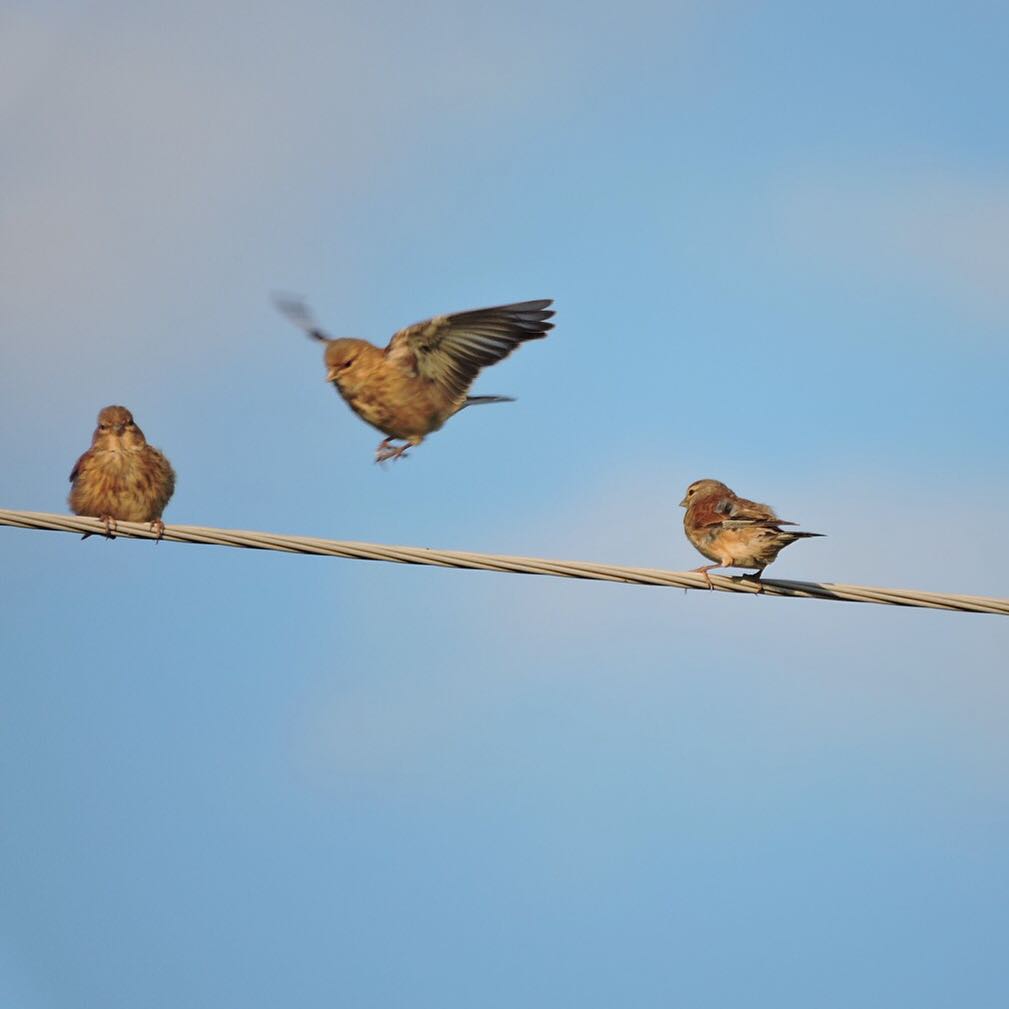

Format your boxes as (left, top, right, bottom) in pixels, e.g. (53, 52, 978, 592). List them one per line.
(2, 508, 1006, 616)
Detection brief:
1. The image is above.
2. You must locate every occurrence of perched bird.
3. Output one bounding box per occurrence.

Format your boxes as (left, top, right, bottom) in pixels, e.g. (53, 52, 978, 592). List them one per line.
(679, 479, 823, 586)
(275, 296, 555, 462)
(68, 406, 176, 539)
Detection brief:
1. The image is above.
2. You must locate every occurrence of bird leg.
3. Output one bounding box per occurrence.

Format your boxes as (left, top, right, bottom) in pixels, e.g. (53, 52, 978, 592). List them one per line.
(375, 438, 410, 464)
(100, 514, 118, 539)
(149, 518, 166, 541)
(691, 563, 720, 589)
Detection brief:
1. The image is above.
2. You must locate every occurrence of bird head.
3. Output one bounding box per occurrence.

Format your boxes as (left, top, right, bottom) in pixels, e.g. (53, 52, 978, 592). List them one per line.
(92, 405, 147, 449)
(680, 479, 732, 508)
(323, 339, 370, 385)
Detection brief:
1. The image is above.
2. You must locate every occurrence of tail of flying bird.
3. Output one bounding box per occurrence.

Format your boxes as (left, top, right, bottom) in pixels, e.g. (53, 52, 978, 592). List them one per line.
(461, 395, 516, 408)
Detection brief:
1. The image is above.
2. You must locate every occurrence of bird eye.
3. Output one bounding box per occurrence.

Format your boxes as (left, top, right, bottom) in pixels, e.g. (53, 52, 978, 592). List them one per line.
(99, 424, 109, 431)
(342, 359, 355, 369)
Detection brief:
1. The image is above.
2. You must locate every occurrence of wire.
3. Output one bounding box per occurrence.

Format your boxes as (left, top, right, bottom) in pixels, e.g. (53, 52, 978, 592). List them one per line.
(1, 508, 1006, 616)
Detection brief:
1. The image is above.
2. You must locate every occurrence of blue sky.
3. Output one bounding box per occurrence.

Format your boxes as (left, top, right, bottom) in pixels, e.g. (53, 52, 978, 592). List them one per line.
(2, 1, 1008, 1006)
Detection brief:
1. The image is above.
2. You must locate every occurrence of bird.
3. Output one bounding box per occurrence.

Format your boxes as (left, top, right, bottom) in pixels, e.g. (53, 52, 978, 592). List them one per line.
(679, 479, 823, 586)
(68, 405, 176, 539)
(274, 295, 555, 462)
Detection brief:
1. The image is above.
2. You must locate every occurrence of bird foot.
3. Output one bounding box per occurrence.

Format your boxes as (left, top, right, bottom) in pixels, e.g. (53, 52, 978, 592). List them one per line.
(691, 564, 716, 590)
(375, 439, 410, 464)
(100, 515, 118, 539)
(149, 518, 166, 541)
(739, 570, 764, 593)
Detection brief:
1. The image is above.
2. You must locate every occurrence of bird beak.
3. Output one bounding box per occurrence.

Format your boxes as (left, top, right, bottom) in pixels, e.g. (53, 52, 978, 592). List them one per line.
(678, 497, 688, 507)
(326, 367, 339, 382)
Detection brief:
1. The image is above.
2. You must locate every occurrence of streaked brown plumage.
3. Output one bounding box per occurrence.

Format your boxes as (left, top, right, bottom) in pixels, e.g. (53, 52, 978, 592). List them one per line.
(680, 478, 823, 586)
(68, 406, 175, 538)
(275, 296, 555, 462)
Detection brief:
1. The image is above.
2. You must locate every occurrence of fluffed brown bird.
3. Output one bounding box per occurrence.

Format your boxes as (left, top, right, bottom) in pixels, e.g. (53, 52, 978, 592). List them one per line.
(68, 406, 176, 539)
(680, 478, 823, 586)
(275, 296, 555, 462)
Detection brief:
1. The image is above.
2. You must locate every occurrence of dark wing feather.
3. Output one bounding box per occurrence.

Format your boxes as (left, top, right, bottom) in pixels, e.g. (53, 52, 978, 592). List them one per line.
(385, 299, 554, 400)
(69, 450, 90, 484)
(719, 495, 796, 526)
(272, 294, 331, 342)
(696, 494, 792, 529)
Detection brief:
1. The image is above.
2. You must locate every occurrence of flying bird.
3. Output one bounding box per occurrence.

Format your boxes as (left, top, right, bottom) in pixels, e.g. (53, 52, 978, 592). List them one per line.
(68, 406, 176, 539)
(680, 479, 823, 586)
(275, 296, 555, 462)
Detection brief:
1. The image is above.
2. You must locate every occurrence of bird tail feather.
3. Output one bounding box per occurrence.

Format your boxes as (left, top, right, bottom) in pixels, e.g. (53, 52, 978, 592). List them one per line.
(461, 395, 515, 408)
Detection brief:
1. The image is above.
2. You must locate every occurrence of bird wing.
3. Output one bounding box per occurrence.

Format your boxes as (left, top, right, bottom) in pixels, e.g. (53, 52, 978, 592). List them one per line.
(696, 495, 794, 529)
(69, 450, 91, 484)
(385, 300, 554, 401)
(273, 295, 331, 342)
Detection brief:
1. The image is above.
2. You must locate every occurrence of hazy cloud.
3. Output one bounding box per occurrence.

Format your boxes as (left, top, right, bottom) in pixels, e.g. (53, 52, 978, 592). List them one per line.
(290, 461, 1009, 789)
(0, 2, 574, 370)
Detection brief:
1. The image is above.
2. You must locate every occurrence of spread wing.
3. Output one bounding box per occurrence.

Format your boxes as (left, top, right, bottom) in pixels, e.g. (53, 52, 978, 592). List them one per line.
(385, 299, 554, 401)
(696, 495, 795, 529)
(273, 294, 331, 342)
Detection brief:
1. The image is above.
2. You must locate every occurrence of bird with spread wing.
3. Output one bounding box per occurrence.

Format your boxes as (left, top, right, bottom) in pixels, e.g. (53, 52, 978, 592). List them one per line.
(275, 296, 555, 462)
